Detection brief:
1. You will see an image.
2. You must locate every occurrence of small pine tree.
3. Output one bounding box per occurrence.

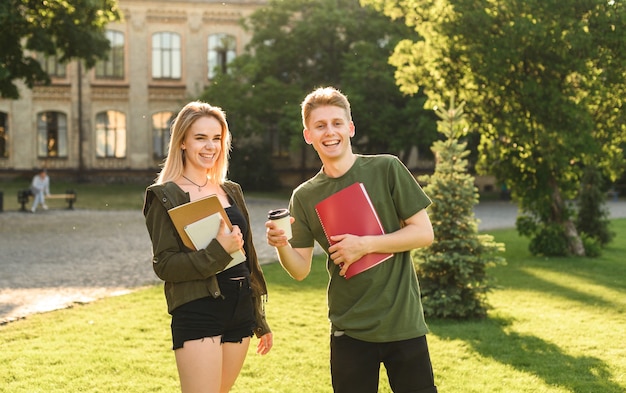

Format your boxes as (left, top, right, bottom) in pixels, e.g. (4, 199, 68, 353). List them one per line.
(414, 95, 505, 319)
(576, 166, 615, 247)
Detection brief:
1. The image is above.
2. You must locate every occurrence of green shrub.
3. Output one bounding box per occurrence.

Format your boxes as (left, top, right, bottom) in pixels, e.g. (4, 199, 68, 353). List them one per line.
(528, 223, 569, 256)
(581, 234, 603, 258)
(515, 215, 538, 238)
(415, 96, 505, 319)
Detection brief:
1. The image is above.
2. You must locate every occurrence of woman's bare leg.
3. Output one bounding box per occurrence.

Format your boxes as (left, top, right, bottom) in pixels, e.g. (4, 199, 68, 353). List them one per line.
(175, 336, 222, 393)
(219, 337, 251, 393)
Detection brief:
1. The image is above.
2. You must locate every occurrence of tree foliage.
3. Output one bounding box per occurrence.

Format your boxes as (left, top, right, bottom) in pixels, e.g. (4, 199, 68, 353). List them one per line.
(363, 0, 626, 256)
(0, 0, 121, 99)
(414, 95, 505, 319)
(576, 166, 615, 247)
(200, 0, 437, 169)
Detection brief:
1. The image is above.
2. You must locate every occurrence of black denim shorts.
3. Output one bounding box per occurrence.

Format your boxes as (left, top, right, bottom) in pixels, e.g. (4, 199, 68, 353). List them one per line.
(170, 277, 255, 350)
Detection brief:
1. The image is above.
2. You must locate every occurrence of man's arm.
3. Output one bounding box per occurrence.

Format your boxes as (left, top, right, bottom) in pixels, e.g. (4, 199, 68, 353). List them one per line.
(266, 219, 314, 281)
(328, 209, 434, 276)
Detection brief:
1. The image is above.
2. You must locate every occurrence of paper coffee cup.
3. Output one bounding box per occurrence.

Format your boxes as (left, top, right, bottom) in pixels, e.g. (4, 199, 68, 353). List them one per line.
(268, 208, 292, 240)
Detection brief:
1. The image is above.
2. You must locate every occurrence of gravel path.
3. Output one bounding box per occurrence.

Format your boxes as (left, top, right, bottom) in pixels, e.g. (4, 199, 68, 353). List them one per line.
(2, 198, 625, 324)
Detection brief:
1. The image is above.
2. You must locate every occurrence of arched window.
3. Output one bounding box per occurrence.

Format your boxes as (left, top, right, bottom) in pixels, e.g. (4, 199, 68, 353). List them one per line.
(208, 33, 236, 79)
(152, 32, 181, 79)
(96, 111, 126, 158)
(0, 112, 7, 158)
(152, 111, 175, 159)
(96, 30, 125, 79)
(37, 111, 68, 158)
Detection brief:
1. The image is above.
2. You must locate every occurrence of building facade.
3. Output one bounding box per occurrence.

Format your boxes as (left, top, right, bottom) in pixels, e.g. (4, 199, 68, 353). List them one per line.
(0, 0, 266, 182)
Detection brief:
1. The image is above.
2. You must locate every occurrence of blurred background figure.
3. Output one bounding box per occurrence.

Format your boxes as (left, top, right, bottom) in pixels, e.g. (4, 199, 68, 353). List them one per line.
(30, 168, 50, 212)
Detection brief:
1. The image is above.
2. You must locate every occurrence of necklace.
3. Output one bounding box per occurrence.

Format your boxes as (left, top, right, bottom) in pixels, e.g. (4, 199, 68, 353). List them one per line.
(182, 175, 209, 192)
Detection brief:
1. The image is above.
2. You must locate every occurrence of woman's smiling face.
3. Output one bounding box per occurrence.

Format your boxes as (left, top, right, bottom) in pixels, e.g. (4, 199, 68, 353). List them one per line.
(181, 115, 223, 172)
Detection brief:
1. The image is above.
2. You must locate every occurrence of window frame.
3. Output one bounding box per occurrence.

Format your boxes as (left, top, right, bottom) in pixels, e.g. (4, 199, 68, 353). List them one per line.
(37, 111, 68, 158)
(152, 32, 182, 80)
(207, 33, 237, 79)
(37, 53, 67, 79)
(95, 30, 126, 79)
(0, 112, 8, 158)
(95, 110, 127, 158)
(152, 111, 175, 160)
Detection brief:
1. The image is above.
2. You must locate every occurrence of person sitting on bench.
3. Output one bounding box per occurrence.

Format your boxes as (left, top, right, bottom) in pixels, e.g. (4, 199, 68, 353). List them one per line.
(30, 168, 51, 213)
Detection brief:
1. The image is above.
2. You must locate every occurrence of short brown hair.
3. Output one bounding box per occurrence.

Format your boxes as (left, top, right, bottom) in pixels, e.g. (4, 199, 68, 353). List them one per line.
(301, 87, 352, 129)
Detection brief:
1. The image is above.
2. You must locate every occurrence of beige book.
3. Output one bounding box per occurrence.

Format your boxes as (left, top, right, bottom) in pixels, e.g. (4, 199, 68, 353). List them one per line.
(167, 194, 246, 266)
(184, 213, 246, 270)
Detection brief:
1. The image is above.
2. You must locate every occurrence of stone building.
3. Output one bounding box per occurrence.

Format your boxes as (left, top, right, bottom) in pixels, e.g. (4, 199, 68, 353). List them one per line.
(0, 0, 267, 183)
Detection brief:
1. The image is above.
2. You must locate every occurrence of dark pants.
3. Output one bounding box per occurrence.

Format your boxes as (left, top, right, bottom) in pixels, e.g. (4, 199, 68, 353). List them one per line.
(330, 334, 438, 393)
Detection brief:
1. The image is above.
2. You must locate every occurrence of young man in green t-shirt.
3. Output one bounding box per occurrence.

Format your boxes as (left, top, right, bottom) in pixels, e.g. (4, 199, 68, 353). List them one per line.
(266, 87, 438, 393)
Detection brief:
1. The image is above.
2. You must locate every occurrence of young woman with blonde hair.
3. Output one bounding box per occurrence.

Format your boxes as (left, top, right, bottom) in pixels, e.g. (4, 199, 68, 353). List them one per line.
(144, 101, 272, 393)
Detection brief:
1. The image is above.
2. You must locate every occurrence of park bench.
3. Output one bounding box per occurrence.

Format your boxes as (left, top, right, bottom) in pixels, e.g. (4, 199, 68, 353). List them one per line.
(17, 189, 77, 211)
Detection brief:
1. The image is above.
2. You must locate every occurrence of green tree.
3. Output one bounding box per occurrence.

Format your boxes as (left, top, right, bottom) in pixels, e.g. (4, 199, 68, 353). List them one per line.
(0, 0, 121, 99)
(363, 0, 626, 256)
(576, 166, 615, 248)
(414, 95, 505, 319)
(201, 0, 437, 173)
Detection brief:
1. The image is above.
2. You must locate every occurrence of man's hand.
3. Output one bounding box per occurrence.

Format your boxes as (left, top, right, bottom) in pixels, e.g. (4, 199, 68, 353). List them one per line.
(265, 217, 295, 248)
(328, 234, 368, 276)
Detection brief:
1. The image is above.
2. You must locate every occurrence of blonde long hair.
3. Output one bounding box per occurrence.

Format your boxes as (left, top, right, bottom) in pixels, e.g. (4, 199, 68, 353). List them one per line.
(156, 101, 231, 185)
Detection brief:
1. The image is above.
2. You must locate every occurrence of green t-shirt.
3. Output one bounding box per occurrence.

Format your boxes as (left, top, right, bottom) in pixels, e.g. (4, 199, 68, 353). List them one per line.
(289, 154, 432, 342)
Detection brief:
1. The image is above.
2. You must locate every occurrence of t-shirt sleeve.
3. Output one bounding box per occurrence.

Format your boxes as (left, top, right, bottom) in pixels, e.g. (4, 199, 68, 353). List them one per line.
(288, 191, 316, 249)
(387, 156, 431, 220)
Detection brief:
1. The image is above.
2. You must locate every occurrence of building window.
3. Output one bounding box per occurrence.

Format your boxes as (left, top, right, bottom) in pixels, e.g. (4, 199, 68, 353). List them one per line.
(152, 111, 175, 159)
(96, 111, 126, 158)
(37, 53, 67, 78)
(37, 111, 68, 158)
(208, 33, 236, 79)
(0, 112, 7, 158)
(152, 32, 181, 79)
(96, 30, 125, 79)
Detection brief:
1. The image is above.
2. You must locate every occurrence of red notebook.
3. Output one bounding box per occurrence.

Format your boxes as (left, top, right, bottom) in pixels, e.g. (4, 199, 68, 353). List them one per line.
(315, 182, 393, 279)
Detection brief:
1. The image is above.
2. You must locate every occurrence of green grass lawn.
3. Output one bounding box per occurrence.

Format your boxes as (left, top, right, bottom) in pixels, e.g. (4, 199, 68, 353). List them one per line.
(0, 179, 293, 211)
(1, 203, 624, 392)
